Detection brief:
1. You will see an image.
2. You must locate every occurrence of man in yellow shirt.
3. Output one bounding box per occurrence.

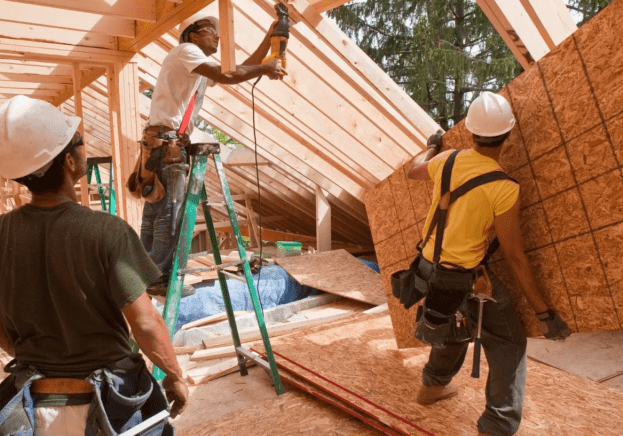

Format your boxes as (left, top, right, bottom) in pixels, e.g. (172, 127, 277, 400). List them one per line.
(407, 91, 570, 436)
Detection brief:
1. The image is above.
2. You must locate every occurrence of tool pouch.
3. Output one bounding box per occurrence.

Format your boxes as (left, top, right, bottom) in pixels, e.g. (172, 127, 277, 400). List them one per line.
(127, 134, 166, 203)
(414, 264, 474, 347)
(390, 254, 429, 310)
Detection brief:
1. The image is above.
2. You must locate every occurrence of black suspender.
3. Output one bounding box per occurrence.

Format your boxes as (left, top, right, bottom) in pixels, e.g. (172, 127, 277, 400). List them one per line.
(421, 150, 518, 265)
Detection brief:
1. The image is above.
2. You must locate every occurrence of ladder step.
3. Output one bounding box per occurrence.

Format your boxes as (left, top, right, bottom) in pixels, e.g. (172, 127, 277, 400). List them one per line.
(236, 347, 271, 372)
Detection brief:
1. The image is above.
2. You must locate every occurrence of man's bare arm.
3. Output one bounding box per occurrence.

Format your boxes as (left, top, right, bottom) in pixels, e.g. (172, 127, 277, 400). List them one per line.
(122, 293, 188, 418)
(493, 200, 549, 314)
(407, 148, 438, 180)
(192, 59, 284, 85)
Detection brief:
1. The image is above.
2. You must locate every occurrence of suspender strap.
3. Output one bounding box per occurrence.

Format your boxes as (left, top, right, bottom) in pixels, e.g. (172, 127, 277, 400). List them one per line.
(178, 91, 197, 136)
(422, 150, 517, 264)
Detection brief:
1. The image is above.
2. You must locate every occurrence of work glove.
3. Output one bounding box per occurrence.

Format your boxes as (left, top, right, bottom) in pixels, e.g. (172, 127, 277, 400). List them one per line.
(426, 129, 445, 152)
(536, 310, 571, 341)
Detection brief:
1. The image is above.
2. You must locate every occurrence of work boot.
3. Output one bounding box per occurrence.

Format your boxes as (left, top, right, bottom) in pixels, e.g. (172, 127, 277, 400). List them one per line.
(416, 382, 458, 406)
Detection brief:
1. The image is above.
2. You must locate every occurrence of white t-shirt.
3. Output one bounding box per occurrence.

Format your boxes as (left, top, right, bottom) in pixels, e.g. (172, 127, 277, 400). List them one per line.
(148, 43, 215, 134)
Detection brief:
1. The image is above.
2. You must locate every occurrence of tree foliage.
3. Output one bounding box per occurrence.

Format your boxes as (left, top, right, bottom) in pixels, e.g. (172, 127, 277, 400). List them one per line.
(328, 0, 612, 130)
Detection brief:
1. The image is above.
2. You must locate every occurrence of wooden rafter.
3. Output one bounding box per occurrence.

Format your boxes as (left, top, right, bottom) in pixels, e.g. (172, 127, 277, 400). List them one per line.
(12, 0, 157, 22)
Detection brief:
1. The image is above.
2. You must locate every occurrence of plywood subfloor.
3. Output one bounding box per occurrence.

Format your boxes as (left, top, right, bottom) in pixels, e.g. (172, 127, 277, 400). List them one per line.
(254, 313, 623, 436)
(275, 249, 386, 305)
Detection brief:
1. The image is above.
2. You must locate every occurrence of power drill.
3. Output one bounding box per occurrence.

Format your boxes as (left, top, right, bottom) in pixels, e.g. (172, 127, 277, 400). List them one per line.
(262, 2, 289, 73)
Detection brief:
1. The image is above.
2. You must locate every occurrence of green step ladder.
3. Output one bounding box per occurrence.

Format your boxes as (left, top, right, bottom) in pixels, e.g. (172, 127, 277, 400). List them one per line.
(152, 141, 284, 395)
(86, 156, 116, 215)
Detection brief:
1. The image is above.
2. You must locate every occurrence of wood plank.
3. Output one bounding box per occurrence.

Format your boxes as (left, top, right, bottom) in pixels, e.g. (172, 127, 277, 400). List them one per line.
(255, 313, 623, 436)
(190, 344, 256, 362)
(275, 249, 384, 305)
(51, 67, 106, 106)
(0, 20, 117, 50)
(307, 0, 352, 14)
(181, 310, 249, 330)
(186, 357, 249, 385)
(0, 37, 134, 64)
(72, 63, 90, 208)
(315, 185, 331, 252)
(0, 0, 135, 37)
(15, 0, 157, 22)
(201, 311, 355, 349)
(520, 0, 577, 46)
(218, 0, 235, 74)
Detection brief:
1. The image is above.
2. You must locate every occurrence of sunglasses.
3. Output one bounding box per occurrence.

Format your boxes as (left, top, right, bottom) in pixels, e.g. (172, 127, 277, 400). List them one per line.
(67, 131, 84, 149)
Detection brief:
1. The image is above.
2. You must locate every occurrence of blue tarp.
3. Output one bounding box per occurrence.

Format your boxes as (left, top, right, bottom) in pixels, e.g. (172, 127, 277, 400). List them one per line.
(174, 259, 379, 332)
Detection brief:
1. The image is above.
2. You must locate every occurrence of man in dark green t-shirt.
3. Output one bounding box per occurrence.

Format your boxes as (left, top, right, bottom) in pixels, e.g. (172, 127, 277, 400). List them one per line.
(0, 95, 189, 434)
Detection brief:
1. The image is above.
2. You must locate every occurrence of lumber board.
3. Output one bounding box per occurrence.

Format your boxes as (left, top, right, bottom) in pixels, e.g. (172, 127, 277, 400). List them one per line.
(185, 357, 243, 385)
(181, 310, 249, 330)
(275, 249, 385, 305)
(255, 313, 623, 436)
(178, 389, 382, 436)
(366, 0, 623, 347)
(201, 311, 356, 349)
(190, 345, 240, 362)
(15, 0, 156, 22)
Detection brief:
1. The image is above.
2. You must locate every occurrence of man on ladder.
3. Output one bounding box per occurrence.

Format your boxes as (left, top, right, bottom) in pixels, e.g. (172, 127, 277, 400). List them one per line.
(406, 92, 570, 436)
(0, 96, 188, 435)
(127, 12, 285, 297)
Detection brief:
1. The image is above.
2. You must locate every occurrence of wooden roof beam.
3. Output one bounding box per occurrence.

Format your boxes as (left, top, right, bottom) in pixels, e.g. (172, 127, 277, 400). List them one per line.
(0, 21, 118, 50)
(0, 1, 135, 37)
(476, 0, 575, 68)
(51, 67, 107, 106)
(219, 0, 236, 74)
(119, 0, 215, 52)
(307, 0, 352, 14)
(14, 0, 157, 22)
(0, 38, 134, 65)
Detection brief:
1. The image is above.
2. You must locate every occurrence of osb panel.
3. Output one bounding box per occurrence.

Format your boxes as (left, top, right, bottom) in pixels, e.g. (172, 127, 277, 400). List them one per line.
(256, 314, 623, 436)
(389, 168, 417, 231)
(530, 146, 575, 199)
(370, 0, 623, 343)
(574, 0, 623, 121)
(593, 222, 623, 289)
(555, 234, 609, 297)
(179, 389, 383, 436)
(518, 203, 552, 250)
(605, 112, 623, 163)
(566, 124, 618, 184)
(275, 250, 386, 306)
(570, 296, 620, 332)
(541, 187, 590, 242)
(364, 177, 401, 245)
(507, 67, 561, 160)
(374, 233, 408, 270)
(510, 164, 540, 208)
(401, 223, 421, 262)
(539, 37, 602, 143)
(387, 290, 421, 349)
(578, 170, 623, 230)
(404, 171, 432, 223)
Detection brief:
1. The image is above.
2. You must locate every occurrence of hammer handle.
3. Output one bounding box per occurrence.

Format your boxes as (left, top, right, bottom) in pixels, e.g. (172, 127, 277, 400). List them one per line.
(471, 338, 481, 378)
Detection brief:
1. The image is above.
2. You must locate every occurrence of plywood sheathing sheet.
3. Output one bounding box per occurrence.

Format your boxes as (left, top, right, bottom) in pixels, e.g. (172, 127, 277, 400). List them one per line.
(178, 389, 383, 436)
(365, 0, 623, 347)
(254, 313, 623, 436)
(275, 249, 386, 305)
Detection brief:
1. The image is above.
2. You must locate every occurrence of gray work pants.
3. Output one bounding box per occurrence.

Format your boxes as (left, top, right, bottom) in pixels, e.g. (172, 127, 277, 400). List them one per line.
(418, 258, 527, 436)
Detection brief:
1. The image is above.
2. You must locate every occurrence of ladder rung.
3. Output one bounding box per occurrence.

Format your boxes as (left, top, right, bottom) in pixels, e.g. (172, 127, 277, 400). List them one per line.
(236, 347, 271, 372)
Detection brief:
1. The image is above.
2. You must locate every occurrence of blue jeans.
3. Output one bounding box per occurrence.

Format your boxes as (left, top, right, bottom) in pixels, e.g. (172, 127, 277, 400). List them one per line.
(418, 259, 527, 436)
(140, 150, 187, 278)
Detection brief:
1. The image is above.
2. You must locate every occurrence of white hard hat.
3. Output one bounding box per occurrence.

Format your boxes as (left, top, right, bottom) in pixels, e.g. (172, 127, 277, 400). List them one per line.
(465, 91, 515, 137)
(178, 13, 219, 38)
(0, 95, 81, 180)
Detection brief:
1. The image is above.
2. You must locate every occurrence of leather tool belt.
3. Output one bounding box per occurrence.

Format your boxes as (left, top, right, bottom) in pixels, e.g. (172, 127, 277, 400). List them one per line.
(31, 378, 94, 395)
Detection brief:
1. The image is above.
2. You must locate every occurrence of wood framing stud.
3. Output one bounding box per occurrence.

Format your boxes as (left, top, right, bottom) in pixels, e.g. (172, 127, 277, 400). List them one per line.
(315, 185, 331, 252)
(219, 0, 236, 75)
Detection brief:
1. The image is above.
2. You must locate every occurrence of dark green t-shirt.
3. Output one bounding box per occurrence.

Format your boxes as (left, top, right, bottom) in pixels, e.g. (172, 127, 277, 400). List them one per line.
(0, 202, 161, 376)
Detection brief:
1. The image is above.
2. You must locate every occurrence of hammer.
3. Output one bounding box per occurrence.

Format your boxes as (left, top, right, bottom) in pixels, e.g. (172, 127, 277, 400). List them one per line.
(471, 265, 495, 378)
